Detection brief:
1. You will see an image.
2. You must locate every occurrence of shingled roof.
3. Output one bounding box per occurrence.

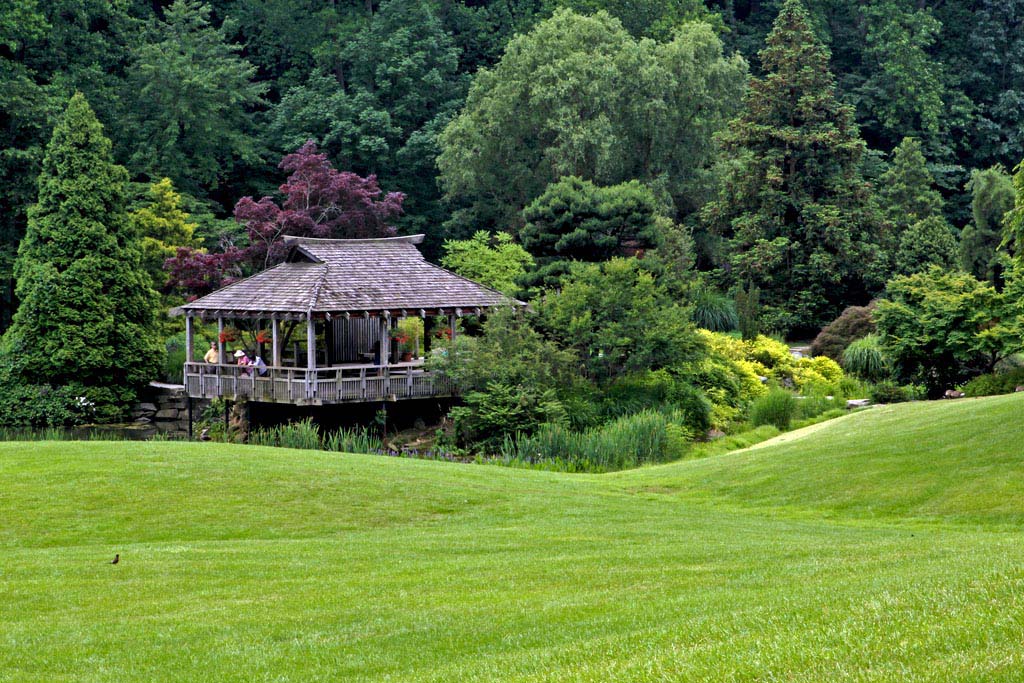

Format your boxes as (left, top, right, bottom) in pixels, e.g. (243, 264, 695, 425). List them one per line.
(174, 234, 520, 320)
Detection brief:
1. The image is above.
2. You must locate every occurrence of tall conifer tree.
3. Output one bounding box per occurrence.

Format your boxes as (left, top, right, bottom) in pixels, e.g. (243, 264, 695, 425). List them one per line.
(704, 0, 881, 335)
(3, 93, 161, 419)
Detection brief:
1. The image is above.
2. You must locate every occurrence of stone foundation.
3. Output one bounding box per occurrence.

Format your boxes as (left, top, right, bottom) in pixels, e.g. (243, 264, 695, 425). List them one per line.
(132, 381, 208, 439)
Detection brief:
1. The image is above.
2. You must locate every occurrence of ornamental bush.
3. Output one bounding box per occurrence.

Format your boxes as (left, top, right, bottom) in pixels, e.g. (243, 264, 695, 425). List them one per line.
(749, 389, 797, 430)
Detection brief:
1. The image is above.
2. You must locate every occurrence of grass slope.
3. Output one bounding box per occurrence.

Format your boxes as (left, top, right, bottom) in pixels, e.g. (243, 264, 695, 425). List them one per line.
(2, 394, 1024, 682)
(615, 393, 1024, 524)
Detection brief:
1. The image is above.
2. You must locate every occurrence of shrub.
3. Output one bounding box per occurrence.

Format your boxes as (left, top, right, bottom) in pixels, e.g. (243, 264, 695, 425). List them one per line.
(810, 303, 876, 360)
(868, 381, 925, 404)
(162, 330, 188, 384)
(962, 367, 1024, 397)
(601, 370, 712, 435)
(749, 389, 797, 430)
(451, 382, 567, 449)
(793, 355, 844, 390)
(842, 333, 890, 382)
(744, 335, 793, 371)
(691, 288, 738, 331)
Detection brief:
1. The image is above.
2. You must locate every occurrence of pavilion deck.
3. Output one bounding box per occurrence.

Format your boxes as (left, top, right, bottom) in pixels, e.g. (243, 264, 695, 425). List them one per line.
(183, 360, 454, 405)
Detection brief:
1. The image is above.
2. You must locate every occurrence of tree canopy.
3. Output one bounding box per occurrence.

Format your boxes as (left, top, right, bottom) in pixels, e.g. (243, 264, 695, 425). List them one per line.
(437, 9, 747, 236)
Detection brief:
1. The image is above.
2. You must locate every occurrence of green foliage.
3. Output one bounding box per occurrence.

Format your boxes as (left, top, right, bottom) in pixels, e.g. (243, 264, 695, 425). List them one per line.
(601, 370, 711, 435)
(450, 382, 568, 450)
(894, 215, 959, 277)
(498, 409, 690, 472)
(534, 258, 703, 382)
(249, 418, 322, 451)
(2, 93, 162, 422)
(854, 5, 945, 143)
(703, 0, 882, 335)
(874, 267, 1023, 394)
(268, 0, 466, 244)
(430, 307, 577, 447)
(960, 167, 1014, 284)
(438, 10, 746, 235)
(868, 380, 926, 404)
(1003, 160, 1024, 261)
(962, 367, 1024, 398)
(810, 304, 876, 361)
(878, 138, 944, 226)
(546, 0, 709, 39)
(749, 388, 797, 430)
(842, 334, 891, 382)
(130, 178, 199, 292)
(125, 0, 266, 194)
(520, 176, 665, 288)
(734, 284, 760, 341)
(690, 287, 737, 332)
(440, 231, 533, 296)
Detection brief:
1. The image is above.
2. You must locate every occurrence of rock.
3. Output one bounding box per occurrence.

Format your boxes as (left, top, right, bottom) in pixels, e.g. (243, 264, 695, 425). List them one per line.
(133, 416, 152, 424)
(1016, 386, 1024, 393)
(135, 402, 158, 413)
(155, 408, 179, 420)
(943, 389, 965, 399)
(846, 399, 871, 408)
(155, 421, 177, 432)
(707, 428, 726, 440)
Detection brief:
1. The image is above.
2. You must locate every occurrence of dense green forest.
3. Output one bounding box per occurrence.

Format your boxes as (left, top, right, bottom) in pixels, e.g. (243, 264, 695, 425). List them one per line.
(2, 0, 1023, 455)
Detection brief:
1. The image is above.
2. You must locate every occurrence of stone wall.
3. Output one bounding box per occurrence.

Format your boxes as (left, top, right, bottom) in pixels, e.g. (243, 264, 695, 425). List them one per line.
(132, 381, 208, 439)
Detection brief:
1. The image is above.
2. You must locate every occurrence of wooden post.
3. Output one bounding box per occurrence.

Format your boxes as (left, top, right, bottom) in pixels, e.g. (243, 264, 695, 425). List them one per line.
(380, 317, 390, 367)
(217, 318, 225, 362)
(184, 315, 194, 363)
(217, 317, 225, 395)
(448, 313, 457, 343)
(306, 316, 316, 399)
(271, 318, 281, 367)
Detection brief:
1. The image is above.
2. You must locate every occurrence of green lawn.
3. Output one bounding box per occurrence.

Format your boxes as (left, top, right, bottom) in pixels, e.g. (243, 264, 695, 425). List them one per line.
(2, 394, 1024, 681)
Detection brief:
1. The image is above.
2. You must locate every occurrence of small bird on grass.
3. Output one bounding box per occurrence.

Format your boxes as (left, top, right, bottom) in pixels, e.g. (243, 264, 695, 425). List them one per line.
(111, 554, 119, 565)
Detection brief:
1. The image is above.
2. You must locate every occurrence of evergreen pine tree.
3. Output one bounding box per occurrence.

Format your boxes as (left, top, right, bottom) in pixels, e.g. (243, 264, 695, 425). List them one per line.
(703, 0, 882, 335)
(3, 93, 162, 421)
(873, 136, 954, 278)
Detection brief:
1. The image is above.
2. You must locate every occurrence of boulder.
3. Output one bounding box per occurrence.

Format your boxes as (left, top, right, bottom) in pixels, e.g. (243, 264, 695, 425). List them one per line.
(943, 389, 965, 399)
(1016, 386, 1024, 393)
(133, 416, 152, 424)
(135, 402, 158, 413)
(846, 399, 871, 408)
(155, 408, 179, 420)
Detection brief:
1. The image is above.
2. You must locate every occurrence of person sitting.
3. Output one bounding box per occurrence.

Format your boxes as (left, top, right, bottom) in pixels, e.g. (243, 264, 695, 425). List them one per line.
(203, 341, 219, 364)
(234, 349, 253, 376)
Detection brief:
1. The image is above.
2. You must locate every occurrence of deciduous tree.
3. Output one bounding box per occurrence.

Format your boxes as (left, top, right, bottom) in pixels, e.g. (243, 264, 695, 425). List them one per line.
(125, 0, 265, 194)
(166, 142, 404, 295)
(438, 9, 746, 236)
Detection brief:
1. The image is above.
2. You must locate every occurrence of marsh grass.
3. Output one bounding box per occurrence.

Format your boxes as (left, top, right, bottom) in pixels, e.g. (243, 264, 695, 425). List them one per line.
(497, 410, 690, 472)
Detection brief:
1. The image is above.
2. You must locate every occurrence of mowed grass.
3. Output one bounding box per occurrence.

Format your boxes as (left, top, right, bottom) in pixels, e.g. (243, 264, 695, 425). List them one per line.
(1, 395, 1023, 681)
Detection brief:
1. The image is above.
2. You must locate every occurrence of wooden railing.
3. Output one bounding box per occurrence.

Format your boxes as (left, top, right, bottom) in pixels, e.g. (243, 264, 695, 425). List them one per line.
(183, 361, 455, 404)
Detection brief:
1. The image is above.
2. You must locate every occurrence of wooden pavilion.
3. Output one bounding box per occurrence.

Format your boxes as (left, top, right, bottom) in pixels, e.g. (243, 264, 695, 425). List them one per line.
(173, 234, 519, 405)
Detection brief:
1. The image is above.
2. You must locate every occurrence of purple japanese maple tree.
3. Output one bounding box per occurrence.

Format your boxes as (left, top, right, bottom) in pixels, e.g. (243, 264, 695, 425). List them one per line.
(166, 141, 405, 296)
